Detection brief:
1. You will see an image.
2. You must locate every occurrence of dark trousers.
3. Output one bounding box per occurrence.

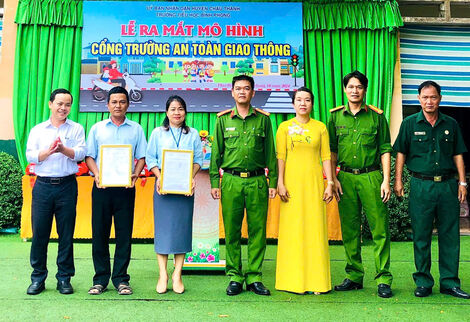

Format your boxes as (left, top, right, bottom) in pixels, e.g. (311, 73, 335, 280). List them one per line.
(91, 184, 135, 288)
(409, 177, 461, 289)
(30, 177, 78, 283)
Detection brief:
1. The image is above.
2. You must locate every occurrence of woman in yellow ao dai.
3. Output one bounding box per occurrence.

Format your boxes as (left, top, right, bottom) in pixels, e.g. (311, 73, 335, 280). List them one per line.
(275, 87, 334, 294)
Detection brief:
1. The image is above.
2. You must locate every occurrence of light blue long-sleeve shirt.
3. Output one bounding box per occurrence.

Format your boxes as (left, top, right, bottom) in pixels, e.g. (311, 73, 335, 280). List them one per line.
(86, 118, 147, 172)
(146, 126, 203, 170)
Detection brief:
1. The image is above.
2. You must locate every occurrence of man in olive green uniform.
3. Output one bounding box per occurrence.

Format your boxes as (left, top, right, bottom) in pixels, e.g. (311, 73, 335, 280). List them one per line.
(210, 75, 278, 296)
(328, 71, 393, 298)
(394, 81, 469, 299)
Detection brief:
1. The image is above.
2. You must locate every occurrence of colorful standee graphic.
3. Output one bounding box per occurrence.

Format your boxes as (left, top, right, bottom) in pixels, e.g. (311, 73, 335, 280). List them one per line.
(80, 1, 304, 113)
(184, 170, 225, 271)
(183, 133, 224, 270)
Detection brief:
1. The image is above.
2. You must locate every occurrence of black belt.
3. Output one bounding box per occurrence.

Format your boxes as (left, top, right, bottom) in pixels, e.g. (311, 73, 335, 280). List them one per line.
(411, 172, 454, 182)
(36, 174, 76, 185)
(341, 165, 380, 175)
(223, 168, 265, 178)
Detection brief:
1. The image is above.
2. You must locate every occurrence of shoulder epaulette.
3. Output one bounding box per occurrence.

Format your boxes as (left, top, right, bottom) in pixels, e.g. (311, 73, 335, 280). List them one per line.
(329, 105, 344, 113)
(217, 109, 232, 118)
(255, 108, 270, 116)
(368, 105, 383, 115)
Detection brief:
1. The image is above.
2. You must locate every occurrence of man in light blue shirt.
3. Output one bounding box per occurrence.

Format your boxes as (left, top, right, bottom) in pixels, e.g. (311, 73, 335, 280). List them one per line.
(25, 88, 86, 295)
(85, 86, 147, 295)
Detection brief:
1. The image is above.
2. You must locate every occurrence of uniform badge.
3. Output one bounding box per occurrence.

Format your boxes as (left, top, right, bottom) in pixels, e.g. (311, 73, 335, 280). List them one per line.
(225, 127, 236, 131)
(445, 130, 449, 135)
(414, 131, 426, 135)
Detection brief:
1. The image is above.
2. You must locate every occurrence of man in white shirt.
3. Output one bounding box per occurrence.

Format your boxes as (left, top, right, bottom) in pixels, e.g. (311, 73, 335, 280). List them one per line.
(25, 88, 86, 295)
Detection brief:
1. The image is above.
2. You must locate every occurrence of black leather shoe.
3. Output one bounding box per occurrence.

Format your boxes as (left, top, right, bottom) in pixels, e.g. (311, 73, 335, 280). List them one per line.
(377, 284, 393, 298)
(226, 281, 243, 296)
(27, 282, 45, 295)
(440, 287, 470, 299)
(57, 280, 74, 295)
(246, 282, 271, 296)
(414, 286, 432, 297)
(334, 279, 363, 291)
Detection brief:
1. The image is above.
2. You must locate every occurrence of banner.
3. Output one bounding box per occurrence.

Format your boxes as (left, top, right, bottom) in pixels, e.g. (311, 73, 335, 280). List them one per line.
(80, 1, 304, 113)
(183, 170, 224, 270)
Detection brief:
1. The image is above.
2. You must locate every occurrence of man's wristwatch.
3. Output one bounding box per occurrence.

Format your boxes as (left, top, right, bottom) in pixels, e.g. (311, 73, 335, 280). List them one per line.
(459, 181, 468, 187)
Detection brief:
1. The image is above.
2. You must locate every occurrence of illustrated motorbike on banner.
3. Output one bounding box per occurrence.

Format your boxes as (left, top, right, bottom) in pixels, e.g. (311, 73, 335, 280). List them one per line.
(92, 72, 143, 102)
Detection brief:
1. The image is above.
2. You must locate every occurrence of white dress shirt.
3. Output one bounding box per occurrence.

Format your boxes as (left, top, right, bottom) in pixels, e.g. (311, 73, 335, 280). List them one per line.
(26, 119, 86, 177)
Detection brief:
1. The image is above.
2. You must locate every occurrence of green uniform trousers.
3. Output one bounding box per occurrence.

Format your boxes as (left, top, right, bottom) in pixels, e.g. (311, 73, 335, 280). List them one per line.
(221, 173, 269, 284)
(409, 177, 461, 289)
(337, 170, 393, 285)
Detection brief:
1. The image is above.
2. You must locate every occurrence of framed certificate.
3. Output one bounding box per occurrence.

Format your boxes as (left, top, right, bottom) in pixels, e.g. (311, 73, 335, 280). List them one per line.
(160, 149, 194, 195)
(99, 144, 132, 187)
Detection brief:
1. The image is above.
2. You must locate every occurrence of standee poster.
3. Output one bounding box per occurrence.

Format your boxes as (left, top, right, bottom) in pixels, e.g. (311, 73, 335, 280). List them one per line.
(80, 1, 304, 113)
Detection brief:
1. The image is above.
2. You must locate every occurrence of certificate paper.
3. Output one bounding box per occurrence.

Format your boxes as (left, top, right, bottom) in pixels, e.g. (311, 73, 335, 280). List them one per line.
(161, 149, 193, 195)
(99, 145, 132, 187)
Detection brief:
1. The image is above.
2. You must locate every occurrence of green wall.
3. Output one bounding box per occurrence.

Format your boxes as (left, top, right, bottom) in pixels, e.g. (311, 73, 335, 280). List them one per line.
(0, 140, 18, 160)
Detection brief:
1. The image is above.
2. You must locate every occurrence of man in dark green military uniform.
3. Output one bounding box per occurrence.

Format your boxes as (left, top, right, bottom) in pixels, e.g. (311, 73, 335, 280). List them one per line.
(328, 71, 393, 298)
(210, 75, 278, 296)
(394, 80, 469, 299)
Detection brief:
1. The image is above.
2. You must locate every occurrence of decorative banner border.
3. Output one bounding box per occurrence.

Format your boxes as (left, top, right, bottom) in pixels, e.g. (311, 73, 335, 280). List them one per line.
(80, 1, 304, 113)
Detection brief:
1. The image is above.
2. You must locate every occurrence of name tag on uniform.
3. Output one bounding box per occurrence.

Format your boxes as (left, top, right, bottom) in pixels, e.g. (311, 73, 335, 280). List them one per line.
(225, 127, 236, 131)
(414, 131, 426, 136)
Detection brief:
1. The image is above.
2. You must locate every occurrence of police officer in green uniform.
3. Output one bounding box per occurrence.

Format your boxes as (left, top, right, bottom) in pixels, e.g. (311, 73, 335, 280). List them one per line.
(210, 75, 278, 296)
(328, 71, 393, 298)
(394, 80, 469, 299)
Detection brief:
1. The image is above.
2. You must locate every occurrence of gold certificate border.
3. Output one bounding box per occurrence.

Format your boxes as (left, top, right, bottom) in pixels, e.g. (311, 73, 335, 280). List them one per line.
(160, 149, 194, 195)
(99, 144, 132, 187)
